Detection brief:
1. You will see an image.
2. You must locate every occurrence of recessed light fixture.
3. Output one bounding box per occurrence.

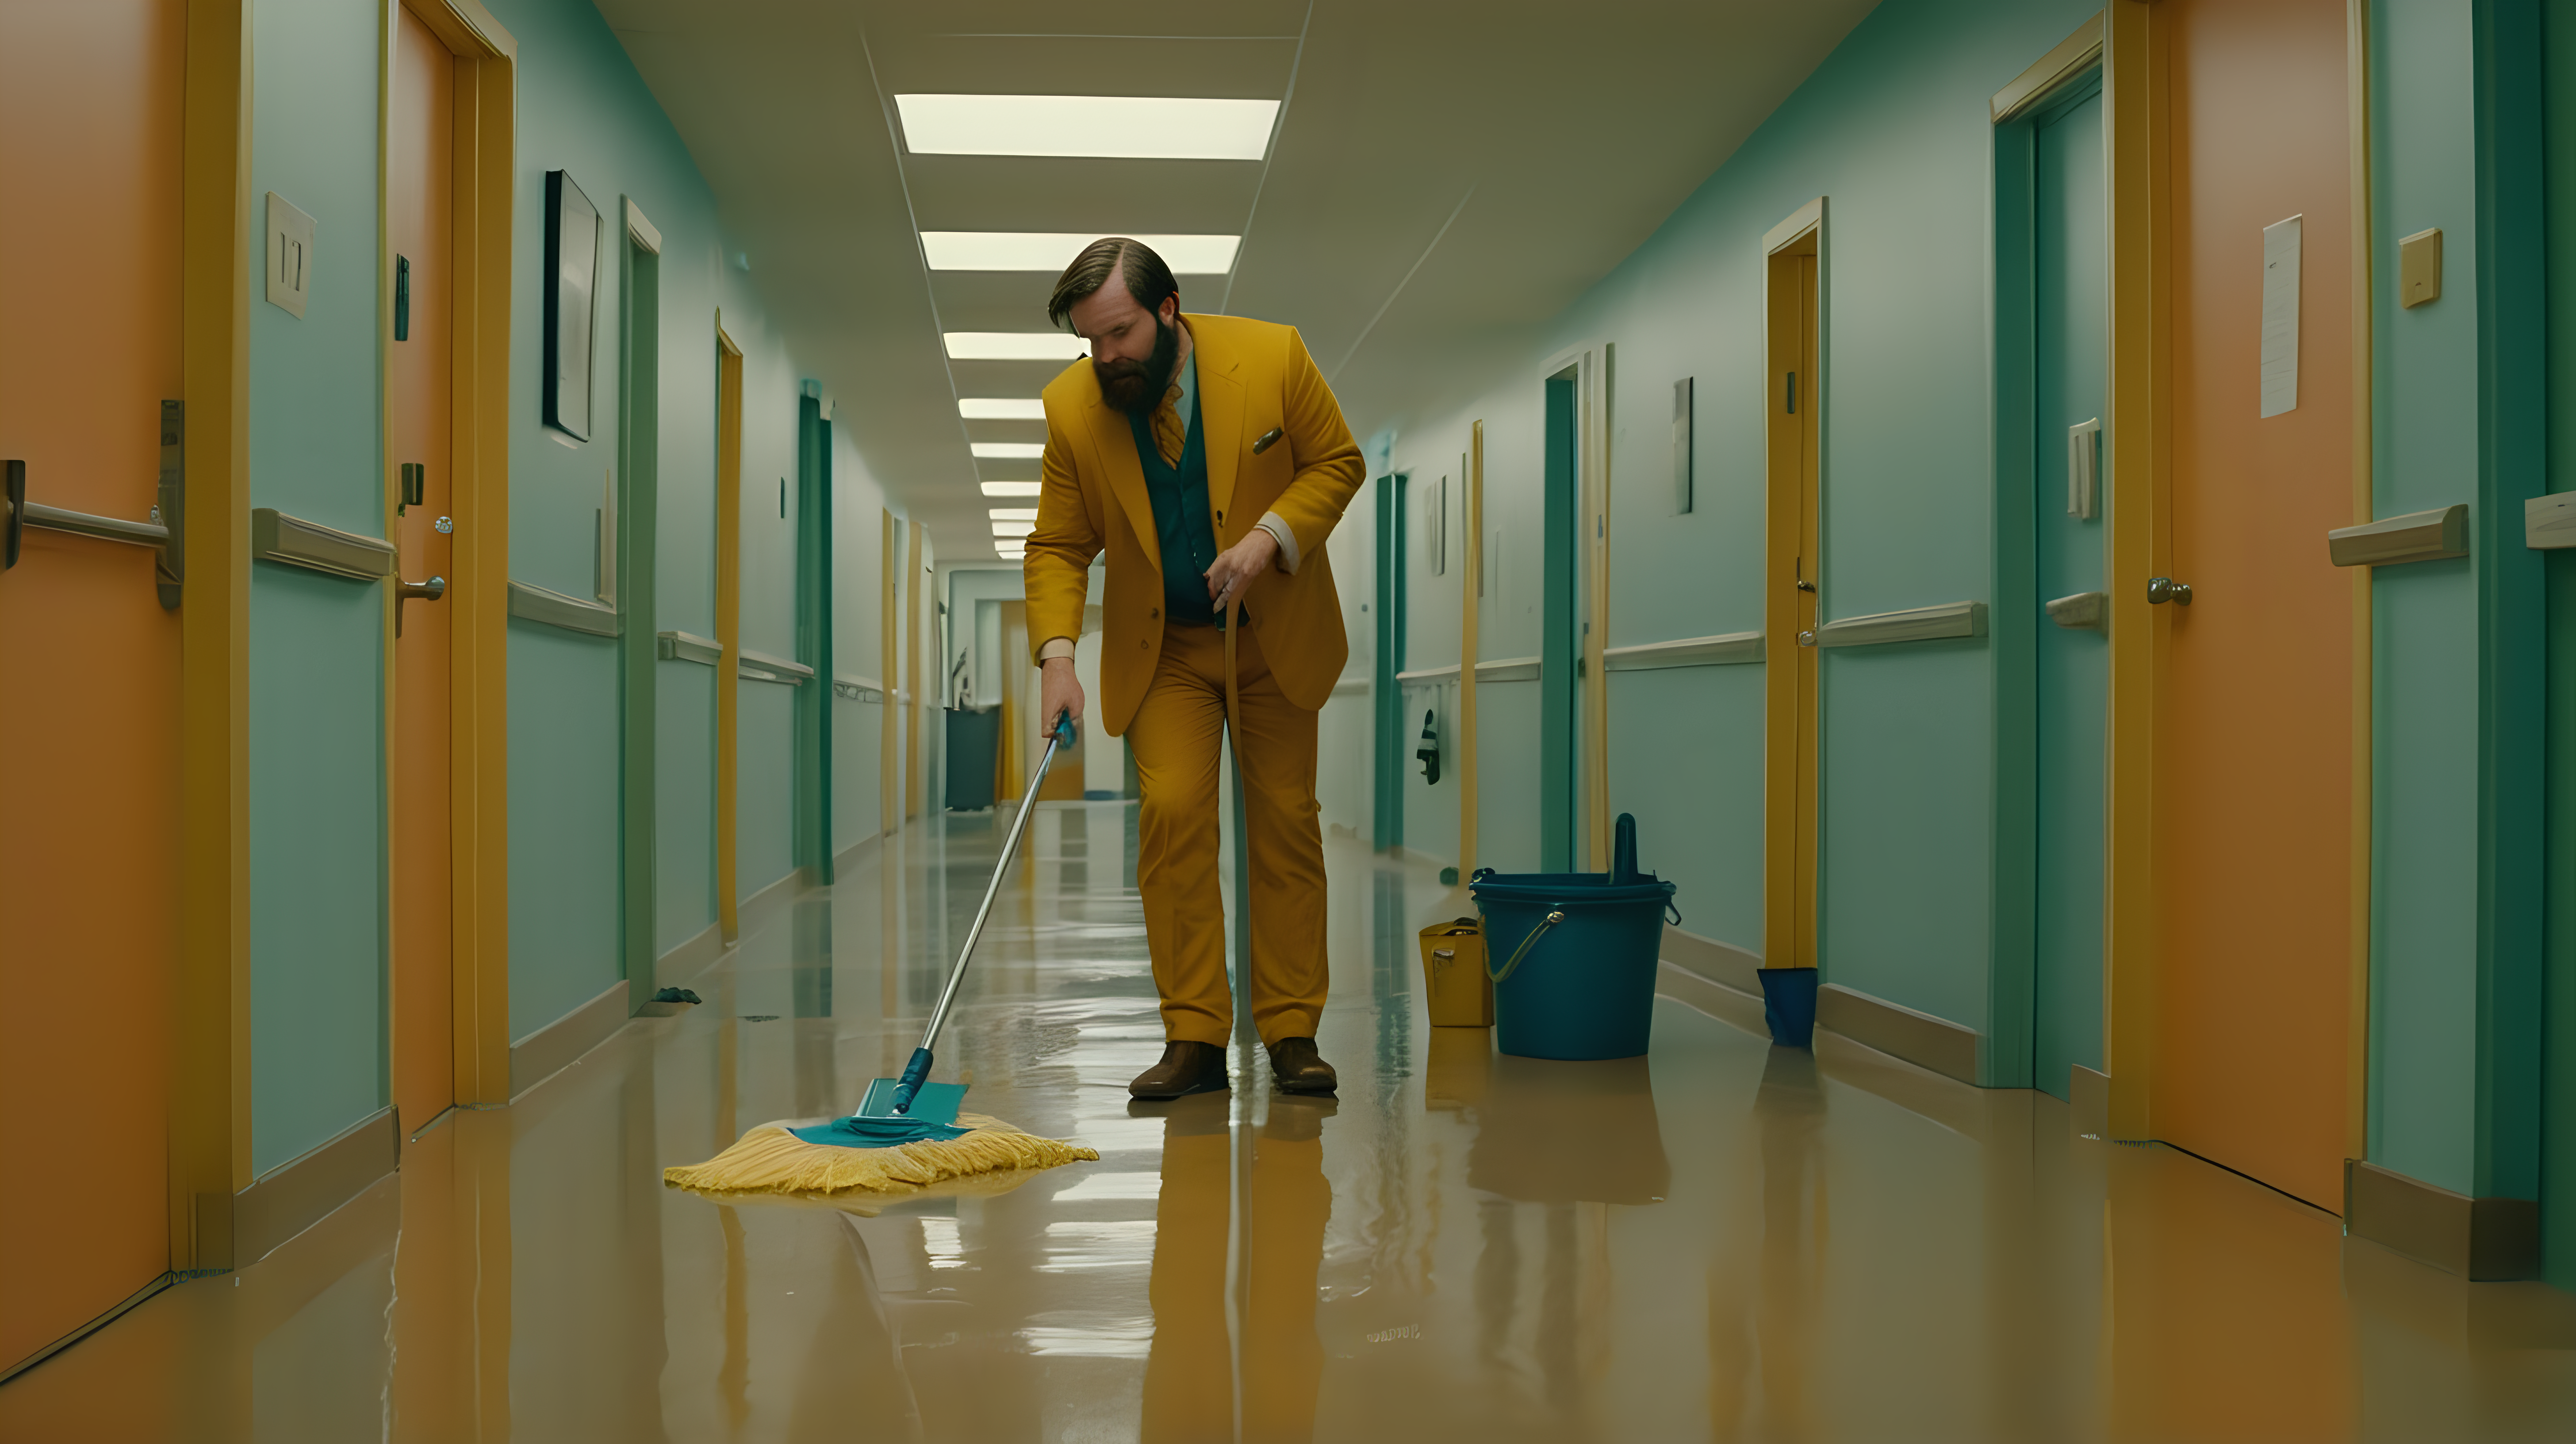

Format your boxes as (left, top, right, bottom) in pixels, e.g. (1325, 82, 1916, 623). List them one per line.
(988, 507, 1038, 521)
(972, 442, 1046, 460)
(895, 94, 1279, 161)
(981, 481, 1042, 496)
(992, 520, 1036, 538)
(959, 398, 1046, 419)
(922, 232, 1241, 274)
(945, 333, 1089, 361)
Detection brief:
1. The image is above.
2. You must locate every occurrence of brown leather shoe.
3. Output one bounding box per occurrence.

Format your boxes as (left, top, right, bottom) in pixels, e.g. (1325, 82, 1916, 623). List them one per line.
(1266, 1037, 1338, 1095)
(1129, 1040, 1230, 1099)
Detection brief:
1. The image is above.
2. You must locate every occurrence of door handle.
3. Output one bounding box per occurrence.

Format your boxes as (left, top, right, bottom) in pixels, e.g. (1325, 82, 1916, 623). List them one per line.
(395, 574, 445, 637)
(2146, 576, 2193, 606)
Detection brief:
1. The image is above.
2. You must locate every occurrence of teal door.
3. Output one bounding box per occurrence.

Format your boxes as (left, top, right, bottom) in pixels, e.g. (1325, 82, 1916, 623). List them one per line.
(1541, 372, 1579, 873)
(1372, 473, 1406, 850)
(2032, 81, 2108, 1101)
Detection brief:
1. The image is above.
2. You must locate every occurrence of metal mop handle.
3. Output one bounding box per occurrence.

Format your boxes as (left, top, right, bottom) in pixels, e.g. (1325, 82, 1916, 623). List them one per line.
(889, 708, 1074, 1114)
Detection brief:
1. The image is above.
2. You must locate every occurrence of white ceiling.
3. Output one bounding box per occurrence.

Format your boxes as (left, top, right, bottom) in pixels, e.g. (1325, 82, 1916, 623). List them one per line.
(598, 0, 1880, 560)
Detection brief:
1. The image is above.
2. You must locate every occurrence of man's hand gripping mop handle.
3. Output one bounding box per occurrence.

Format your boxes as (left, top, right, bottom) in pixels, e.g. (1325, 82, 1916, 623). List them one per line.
(890, 708, 1077, 1115)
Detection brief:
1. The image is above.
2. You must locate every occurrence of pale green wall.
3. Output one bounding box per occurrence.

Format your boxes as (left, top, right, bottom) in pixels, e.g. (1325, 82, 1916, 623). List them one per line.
(2369, 0, 2487, 1196)
(1380, 0, 2099, 1037)
(2367, 0, 2550, 1206)
(246, 0, 388, 1174)
(490, 0, 906, 1033)
(831, 423, 889, 855)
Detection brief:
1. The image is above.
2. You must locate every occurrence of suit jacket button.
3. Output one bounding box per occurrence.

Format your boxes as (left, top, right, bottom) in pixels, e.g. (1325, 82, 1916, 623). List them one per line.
(1150, 607, 1159, 618)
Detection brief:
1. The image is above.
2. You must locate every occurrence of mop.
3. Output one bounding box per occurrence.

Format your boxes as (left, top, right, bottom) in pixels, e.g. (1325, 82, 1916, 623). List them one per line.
(664, 712, 1101, 1199)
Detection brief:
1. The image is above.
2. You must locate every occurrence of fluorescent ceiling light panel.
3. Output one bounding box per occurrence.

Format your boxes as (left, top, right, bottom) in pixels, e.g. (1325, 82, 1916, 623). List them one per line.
(992, 520, 1036, 538)
(895, 94, 1279, 161)
(922, 232, 1241, 274)
(972, 442, 1046, 460)
(988, 507, 1038, 521)
(981, 481, 1042, 496)
(958, 398, 1047, 419)
(945, 332, 1089, 361)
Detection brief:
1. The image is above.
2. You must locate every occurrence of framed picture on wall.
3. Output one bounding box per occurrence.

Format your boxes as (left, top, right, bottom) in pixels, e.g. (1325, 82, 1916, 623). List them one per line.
(544, 169, 600, 441)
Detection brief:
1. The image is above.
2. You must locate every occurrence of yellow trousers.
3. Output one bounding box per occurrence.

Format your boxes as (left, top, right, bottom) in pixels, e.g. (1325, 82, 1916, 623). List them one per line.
(1125, 620, 1329, 1046)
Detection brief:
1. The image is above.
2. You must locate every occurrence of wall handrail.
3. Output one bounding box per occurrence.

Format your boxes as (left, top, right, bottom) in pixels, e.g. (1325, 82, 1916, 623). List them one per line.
(834, 673, 884, 702)
(2329, 503, 2468, 567)
(1395, 655, 1542, 686)
(739, 647, 813, 685)
(1811, 600, 1986, 649)
(253, 507, 396, 581)
(508, 580, 619, 637)
(1602, 630, 1764, 671)
(656, 630, 721, 665)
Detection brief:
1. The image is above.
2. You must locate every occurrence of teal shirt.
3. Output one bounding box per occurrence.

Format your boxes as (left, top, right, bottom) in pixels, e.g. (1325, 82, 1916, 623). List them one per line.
(1129, 353, 1224, 626)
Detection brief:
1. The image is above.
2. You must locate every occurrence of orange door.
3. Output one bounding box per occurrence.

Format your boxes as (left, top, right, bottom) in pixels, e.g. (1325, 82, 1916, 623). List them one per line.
(0, 0, 184, 1371)
(390, 6, 457, 1132)
(2155, 0, 2356, 1208)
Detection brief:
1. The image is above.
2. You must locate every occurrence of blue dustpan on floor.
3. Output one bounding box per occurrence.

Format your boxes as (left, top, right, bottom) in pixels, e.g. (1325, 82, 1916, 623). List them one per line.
(790, 712, 1074, 1150)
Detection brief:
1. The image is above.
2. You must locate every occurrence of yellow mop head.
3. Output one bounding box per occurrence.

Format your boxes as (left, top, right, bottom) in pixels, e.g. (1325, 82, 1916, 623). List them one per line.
(663, 1113, 1099, 1201)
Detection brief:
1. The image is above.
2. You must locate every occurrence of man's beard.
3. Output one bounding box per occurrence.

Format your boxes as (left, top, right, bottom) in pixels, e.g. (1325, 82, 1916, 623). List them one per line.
(1095, 314, 1179, 416)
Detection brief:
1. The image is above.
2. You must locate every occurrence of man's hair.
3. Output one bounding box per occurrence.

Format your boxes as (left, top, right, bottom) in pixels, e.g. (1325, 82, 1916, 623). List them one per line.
(1047, 238, 1178, 330)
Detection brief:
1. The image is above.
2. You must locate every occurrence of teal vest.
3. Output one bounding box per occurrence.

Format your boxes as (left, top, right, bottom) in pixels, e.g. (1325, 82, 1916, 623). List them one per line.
(1128, 401, 1223, 626)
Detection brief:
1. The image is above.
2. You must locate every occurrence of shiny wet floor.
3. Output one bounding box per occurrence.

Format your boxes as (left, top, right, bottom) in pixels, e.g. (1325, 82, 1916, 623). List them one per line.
(6, 803, 2575, 1442)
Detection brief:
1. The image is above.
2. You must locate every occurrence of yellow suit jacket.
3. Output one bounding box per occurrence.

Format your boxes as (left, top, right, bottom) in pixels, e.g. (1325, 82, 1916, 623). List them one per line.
(1025, 313, 1367, 737)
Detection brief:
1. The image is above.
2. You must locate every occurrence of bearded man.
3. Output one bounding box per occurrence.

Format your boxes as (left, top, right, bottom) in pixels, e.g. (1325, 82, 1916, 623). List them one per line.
(1022, 238, 1365, 1098)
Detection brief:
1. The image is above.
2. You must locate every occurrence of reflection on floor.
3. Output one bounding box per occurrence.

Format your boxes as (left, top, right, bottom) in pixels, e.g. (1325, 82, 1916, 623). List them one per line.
(4, 802, 2573, 1441)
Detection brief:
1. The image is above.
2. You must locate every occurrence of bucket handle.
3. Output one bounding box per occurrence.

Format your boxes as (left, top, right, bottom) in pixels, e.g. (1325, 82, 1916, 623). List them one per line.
(1488, 908, 1568, 985)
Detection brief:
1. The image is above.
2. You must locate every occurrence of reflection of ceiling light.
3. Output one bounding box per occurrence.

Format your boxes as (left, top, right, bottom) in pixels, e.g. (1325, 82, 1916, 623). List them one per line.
(946, 332, 1089, 361)
(923, 232, 1240, 274)
(989, 507, 1038, 520)
(959, 398, 1046, 419)
(981, 480, 1042, 496)
(895, 94, 1279, 161)
(972, 442, 1045, 459)
(992, 520, 1036, 538)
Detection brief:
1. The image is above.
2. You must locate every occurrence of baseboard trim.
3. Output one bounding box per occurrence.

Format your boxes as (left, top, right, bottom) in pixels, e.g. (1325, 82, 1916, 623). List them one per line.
(510, 980, 630, 1099)
(233, 1105, 399, 1266)
(736, 864, 810, 937)
(2345, 1159, 2541, 1281)
(832, 831, 885, 875)
(1656, 959, 1770, 1038)
(1659, 925, 1763, 996)
(656, 918, 725, 989)
(2069, 1064, 2110, 1137)
(1816, 983, 1981, 1086)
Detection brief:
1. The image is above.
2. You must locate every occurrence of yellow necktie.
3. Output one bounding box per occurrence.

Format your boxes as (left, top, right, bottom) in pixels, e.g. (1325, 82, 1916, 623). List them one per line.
(1151, 383, 1186, 467)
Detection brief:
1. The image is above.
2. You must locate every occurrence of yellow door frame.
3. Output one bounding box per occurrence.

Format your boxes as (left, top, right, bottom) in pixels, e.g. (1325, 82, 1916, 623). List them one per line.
(376, 0, 517, 1124)
(410, 0, 514, 1110)
(173, 0, 255, 1276)
(715, 323, 743, 941)
(1761, 198, 1825, 972)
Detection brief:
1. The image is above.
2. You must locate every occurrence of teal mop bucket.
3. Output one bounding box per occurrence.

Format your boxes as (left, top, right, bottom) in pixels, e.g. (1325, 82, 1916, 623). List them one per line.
(1470, 814, 1679, 1060)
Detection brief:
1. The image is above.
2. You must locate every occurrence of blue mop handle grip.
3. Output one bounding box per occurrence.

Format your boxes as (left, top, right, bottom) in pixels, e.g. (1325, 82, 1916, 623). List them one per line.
(889, 1046, 935, 1115)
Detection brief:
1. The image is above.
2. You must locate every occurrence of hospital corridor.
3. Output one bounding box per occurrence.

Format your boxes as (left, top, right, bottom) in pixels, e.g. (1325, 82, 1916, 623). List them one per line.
(5, 1, 2576, 1440)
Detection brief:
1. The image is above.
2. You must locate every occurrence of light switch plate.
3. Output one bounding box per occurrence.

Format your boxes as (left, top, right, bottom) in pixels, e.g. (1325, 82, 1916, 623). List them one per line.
(2400, 226, 2442, 309)
(266, 192, 315, 318)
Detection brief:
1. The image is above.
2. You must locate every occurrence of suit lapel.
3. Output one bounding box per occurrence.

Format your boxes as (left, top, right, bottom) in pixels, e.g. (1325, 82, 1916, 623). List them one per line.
(1081, 391, 1161, 577)
(1192, 316, 1246, 532)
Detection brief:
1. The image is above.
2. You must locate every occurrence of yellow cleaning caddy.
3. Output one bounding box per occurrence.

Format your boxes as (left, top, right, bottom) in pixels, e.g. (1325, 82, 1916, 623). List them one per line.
(1417, 917, 1493, 1027)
